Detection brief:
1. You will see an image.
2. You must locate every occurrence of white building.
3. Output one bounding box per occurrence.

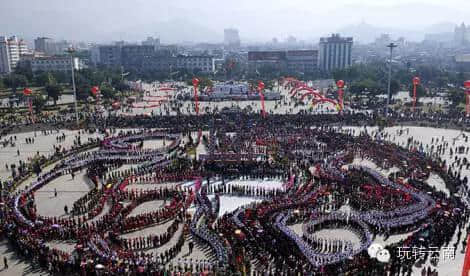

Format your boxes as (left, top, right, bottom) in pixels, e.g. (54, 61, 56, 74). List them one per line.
(319, 34, 353, 72)
(0, 36, 28, 74)
(30, 56, 84, 72)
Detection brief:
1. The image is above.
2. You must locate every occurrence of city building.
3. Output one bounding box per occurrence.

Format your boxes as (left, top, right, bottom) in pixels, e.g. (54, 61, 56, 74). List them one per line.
(248, 51, 287, 72)
(454, 23, 470, 47)
(121, 45, 155, 68)
(34, 37, 57, 55)
(0, 38, 10, 74)
(54, 40, 71, 54)
(374, 34, 391, 47)
(319, 34, 353, 71)
(98, 45, 122, 67)
(455, 53, 470, 71)
(30, 56, 85, 72)
(90, 46, 101, 66)
(142, 37, 161, 49)
(157, 45, 178, 57)
(0, 36, 28, 74)
(286, 50, 318, 73)
(142, 56, 176, 72)
(248, 50, 318, 73)
(176, 55, 213, 73)
(224, 28, 241, 49)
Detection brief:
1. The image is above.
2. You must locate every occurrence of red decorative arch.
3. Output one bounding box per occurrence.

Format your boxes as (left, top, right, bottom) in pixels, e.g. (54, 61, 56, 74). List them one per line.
(312, 97, 339, 107)
(291, 85, 318, 97)
(298, 89, 323, 100)
(289, 82, 308, 95)
(281, 77, 298, 86)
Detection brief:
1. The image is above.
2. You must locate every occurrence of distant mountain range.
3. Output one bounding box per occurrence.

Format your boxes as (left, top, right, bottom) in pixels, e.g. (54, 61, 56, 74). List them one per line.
(104, 18, 221, 44)
(9, 15, 461, 46)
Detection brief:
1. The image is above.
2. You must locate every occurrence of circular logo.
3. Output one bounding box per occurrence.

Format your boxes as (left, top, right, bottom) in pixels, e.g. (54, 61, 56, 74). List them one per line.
(367, 243, 384, 259)
(376, 249, 391, 263)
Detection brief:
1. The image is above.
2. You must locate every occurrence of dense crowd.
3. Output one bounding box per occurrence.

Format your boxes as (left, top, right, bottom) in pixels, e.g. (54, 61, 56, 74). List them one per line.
(0, 92, 469, 275)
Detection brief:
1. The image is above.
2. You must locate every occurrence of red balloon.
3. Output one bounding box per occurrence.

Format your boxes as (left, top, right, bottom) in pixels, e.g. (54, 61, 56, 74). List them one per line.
(192, 78, 200, 87)
(257, 81, 265, 91)
(23, 88, 32, 96)
(413, 77, 420, 86)
(464, 80, 470, 89)
(336, 80, 345, 89)
(91, 86, 100, 95)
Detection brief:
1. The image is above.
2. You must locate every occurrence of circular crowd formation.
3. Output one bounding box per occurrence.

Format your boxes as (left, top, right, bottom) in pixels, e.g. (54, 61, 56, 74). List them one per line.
(2, 122, 468, 275)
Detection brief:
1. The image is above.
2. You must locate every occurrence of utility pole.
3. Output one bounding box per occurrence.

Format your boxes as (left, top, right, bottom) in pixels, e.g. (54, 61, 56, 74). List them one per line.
(66, 47, 79, 127)
(385, 43, 397, 117)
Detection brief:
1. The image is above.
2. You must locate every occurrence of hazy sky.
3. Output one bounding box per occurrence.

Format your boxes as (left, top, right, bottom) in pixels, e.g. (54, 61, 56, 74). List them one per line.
(1, 0, 470, 43)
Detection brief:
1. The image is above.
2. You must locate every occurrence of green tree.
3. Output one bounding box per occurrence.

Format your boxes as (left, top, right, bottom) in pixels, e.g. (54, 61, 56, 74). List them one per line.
(76, 83, 92, 101)
(447, 88, 465, 107)
(350, 79, 379, 94)
(33, 72, 50, 87)
(3, 74, 28, 93)
(390, 80, 400, 95)
(13, 66, 33, 82)
(34, 72, 56, 87)
(32, 95, 46, 114)
(45, 84, 63, 105)
(100, 84, 115, 99)
(51, 71, 69, 84)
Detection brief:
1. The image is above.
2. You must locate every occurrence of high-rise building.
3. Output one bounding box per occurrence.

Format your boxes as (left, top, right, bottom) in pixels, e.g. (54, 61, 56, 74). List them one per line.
(319, 34, 353, 71)
(34, 37, 57, 55)
(224, 28, 241, 48)
(0, 36, 28, 74)
(454, 23, 470, 47)
(0, 37, 11, 74)
(142, 37, 160, 49)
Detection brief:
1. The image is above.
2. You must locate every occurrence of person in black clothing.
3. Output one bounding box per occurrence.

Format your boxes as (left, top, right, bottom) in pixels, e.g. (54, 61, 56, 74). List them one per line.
(188, 241, 194, 254)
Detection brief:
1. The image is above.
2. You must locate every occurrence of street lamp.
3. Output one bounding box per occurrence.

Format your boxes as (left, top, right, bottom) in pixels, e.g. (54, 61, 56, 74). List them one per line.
(385, 43, 397, 117)
(412, 77, 420, 113)
(66, 47, 79, 127)
(464, 80, 470, 116)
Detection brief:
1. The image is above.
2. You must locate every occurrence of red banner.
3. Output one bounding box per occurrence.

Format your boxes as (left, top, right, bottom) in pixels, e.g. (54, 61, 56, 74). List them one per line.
(462, 234, 470, 276)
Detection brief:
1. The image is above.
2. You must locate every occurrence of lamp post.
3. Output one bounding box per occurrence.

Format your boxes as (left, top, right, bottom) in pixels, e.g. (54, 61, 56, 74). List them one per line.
(23, 88, 33, 122)
(257, 81, 266, 118)
(464, 80, 470, 116)
(66, 47, 79, 127)
(336, 80, 345, 112)
(192, 78, 200, 115)
(385, 43, 397, 117)
(412, 77, 420, 113)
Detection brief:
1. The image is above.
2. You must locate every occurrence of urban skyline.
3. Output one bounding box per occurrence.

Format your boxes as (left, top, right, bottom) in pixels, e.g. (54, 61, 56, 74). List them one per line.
(2, 0, 470, 43)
